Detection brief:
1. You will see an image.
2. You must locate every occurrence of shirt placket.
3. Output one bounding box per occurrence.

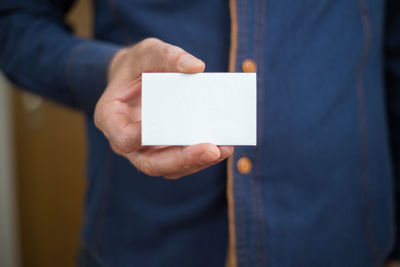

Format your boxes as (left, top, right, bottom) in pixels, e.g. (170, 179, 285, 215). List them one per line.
(227, 0, 268, 266)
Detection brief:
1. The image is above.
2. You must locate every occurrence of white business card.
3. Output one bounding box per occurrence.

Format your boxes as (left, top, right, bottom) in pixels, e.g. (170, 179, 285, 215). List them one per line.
(141, 73, 257, 146)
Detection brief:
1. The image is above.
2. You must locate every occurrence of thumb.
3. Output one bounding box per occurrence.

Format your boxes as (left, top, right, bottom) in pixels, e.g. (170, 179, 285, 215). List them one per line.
(176, 54, 205, 73)
(137, 38, 205, 73)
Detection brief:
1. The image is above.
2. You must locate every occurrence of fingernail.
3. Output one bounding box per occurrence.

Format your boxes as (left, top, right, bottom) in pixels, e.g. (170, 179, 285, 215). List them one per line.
(179, 55, 201, 70)
(199, 151, 219, 164)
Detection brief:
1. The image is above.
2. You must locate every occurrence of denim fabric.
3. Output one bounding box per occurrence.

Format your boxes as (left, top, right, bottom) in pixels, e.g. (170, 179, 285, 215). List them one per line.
(78, 248, 103, 267)
(0, 0, 400, 266)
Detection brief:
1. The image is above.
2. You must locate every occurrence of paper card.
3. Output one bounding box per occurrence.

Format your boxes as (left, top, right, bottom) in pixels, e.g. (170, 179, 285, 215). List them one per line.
(141, 73, 257, 146)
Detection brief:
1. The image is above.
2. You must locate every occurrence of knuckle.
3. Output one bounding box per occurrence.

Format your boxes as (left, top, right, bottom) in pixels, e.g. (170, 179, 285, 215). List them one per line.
(175, 160, 191, 172)
(116, 134, 133, 153)
(131, 45, 144, 61)
(142, 37, 161, 46)
(161, 45, 183, 61)
(132, 38, 165, 70)
(176, 51, 188, 60)
(116, 122, 140, 152)
(175, 49, 187, 60)
(136, 38, 161, 53)
(140, 161, 159, 177)
(160, 45, 172, 61)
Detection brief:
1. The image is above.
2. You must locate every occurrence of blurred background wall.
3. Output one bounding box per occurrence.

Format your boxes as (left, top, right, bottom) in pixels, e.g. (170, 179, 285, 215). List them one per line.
(0, 74, 19, 267)
(1, 0, 93, 266)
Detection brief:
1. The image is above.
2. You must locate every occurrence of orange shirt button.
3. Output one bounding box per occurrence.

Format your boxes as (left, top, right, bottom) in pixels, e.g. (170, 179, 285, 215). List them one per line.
(237, 157, 252, 175)
(241, 59, 257, 73)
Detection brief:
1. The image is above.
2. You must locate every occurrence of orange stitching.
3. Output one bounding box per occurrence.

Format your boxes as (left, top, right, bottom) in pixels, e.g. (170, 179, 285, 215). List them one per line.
(227, 0, 239, 265)
(228, 0, 238, 73)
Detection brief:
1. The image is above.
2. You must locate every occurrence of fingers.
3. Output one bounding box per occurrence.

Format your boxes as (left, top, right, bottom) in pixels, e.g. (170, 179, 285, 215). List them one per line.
(94, 100, 141, 153)
(128, 143, 234, 179)
(163, 145, 235, 179)
(135, 38, 205, 74)
(107, 113, 141, 153)
(218, 146, 235, 159)
(96, 38, 230, 179)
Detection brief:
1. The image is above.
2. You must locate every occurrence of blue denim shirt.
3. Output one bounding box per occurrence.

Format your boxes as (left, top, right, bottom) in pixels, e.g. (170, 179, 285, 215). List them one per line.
(1, 0, 400, 266)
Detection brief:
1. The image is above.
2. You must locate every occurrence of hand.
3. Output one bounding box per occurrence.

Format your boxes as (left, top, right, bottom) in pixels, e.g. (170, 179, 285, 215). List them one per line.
(94, 38, 234, 179)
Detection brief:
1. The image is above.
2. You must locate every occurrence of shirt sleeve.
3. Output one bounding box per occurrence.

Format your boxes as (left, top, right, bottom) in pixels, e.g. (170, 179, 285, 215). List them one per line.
(386, 0, 400, 260)
(0, 0, 121, 114)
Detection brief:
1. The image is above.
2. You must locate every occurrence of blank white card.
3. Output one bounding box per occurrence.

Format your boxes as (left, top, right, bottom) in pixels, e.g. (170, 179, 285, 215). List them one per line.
(141, 73, 256, 146)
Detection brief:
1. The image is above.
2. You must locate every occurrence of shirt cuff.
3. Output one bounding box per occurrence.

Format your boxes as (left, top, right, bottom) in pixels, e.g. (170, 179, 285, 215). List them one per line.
(65, 40, 121, 114)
